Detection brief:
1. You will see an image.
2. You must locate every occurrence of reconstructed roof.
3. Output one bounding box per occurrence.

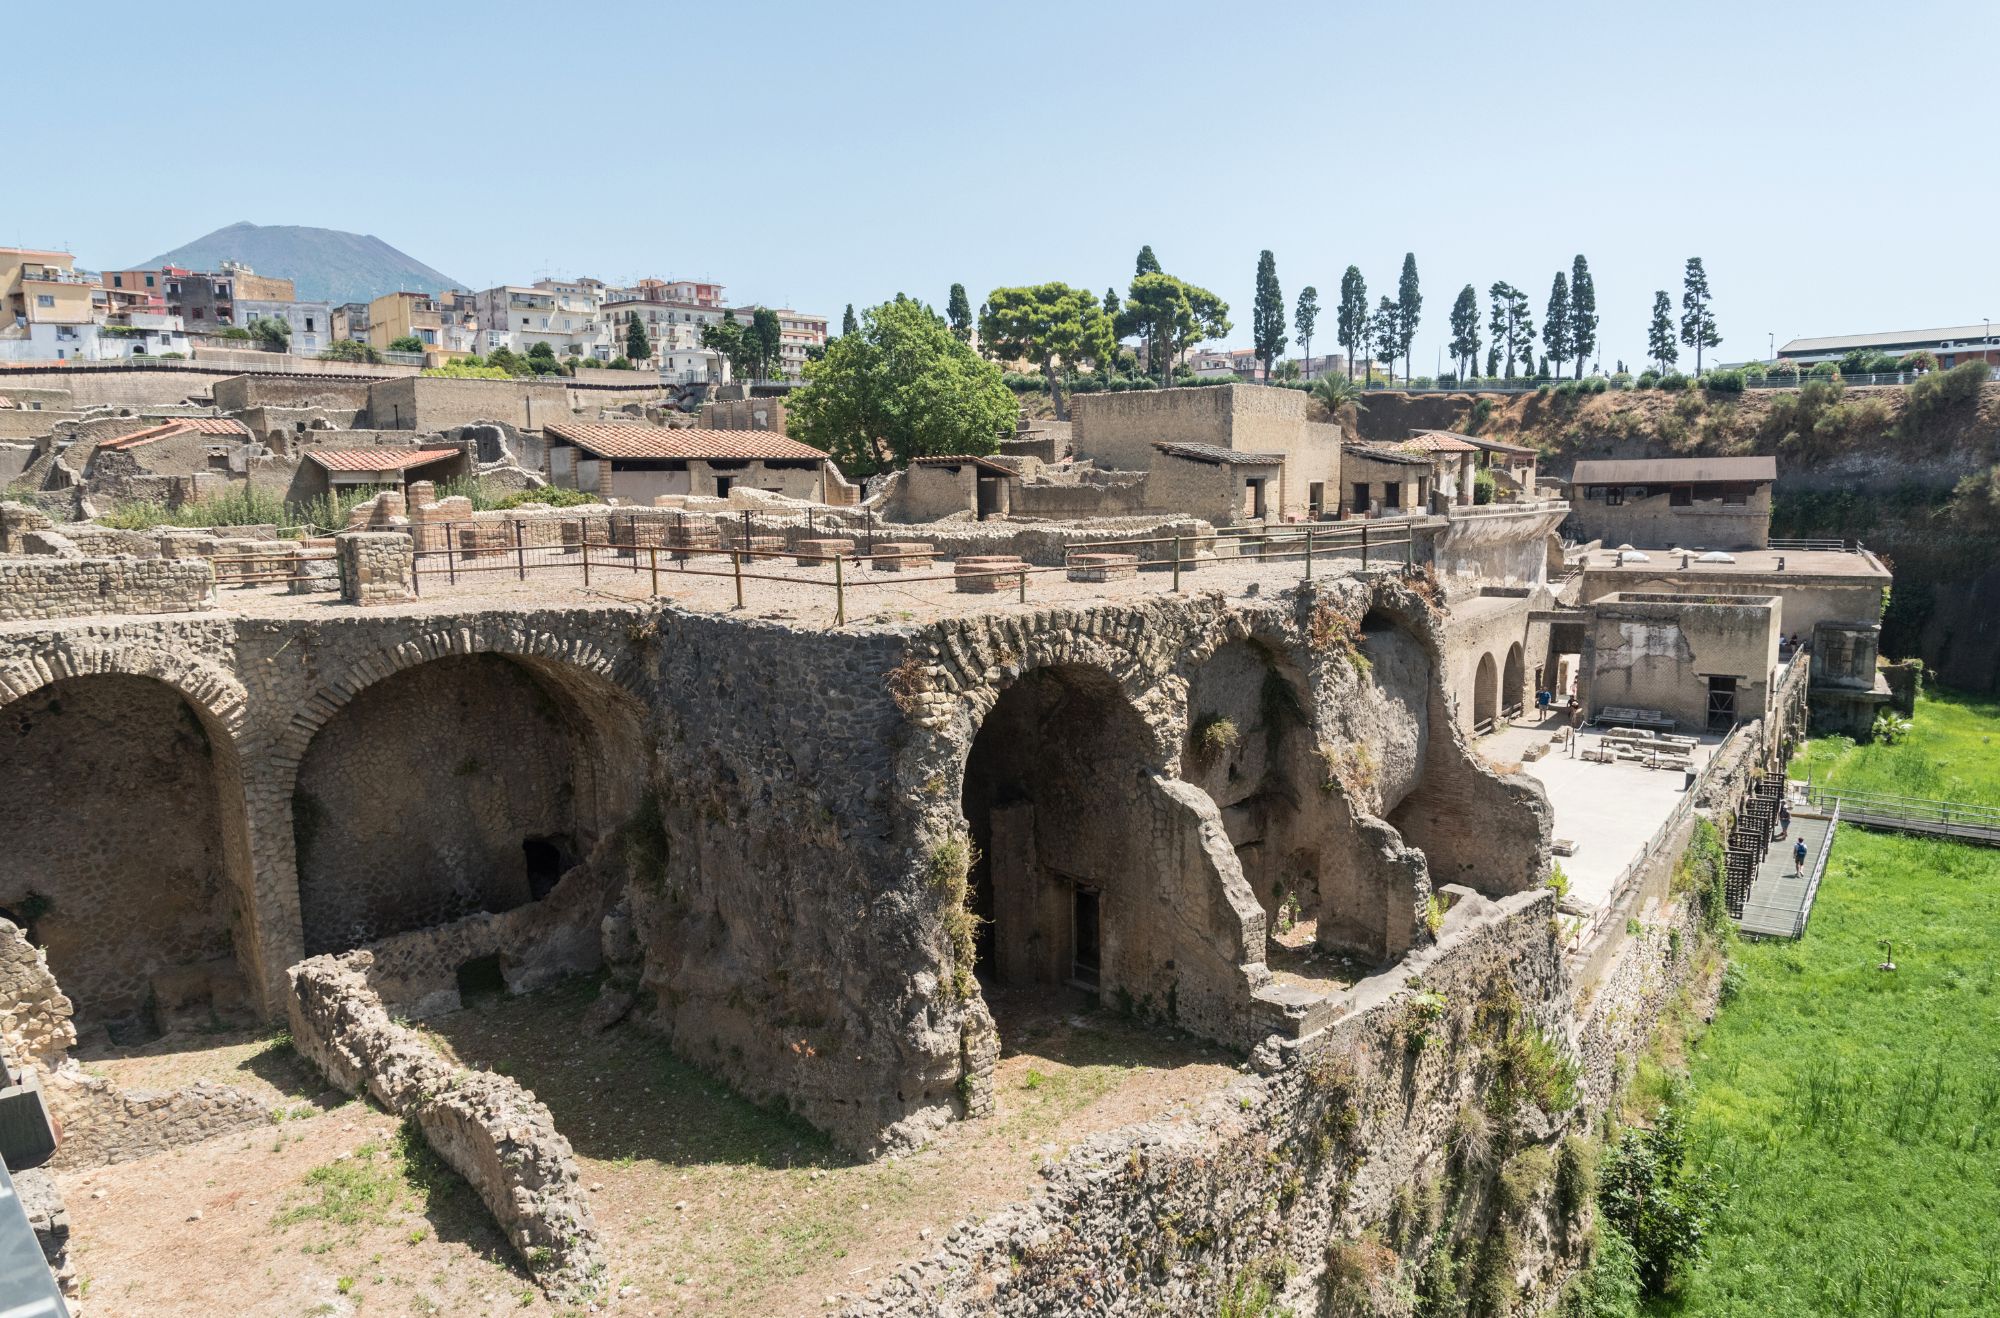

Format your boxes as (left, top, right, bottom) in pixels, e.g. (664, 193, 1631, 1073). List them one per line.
(1571, 456, 1776, 485)
(305, 447, 460, 472)
(1393, 432, 1480, 454)
(545, 422, 827, 461)
(1426, 429, 1537, 457)
(909, 454, 1017, 477)
(1152, 441, 1285, 466)
(96, 416, 250, 451)
(1342, 443, 1434, 468)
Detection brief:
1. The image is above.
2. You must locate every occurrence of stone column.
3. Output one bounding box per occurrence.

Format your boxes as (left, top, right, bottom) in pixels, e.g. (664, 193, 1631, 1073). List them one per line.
(336, 532, 416, 605)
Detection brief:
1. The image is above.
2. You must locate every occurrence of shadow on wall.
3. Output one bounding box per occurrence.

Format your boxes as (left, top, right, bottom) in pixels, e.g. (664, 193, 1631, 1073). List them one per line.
(0, 673, 255, 1042)
(290, 653, 645, 957)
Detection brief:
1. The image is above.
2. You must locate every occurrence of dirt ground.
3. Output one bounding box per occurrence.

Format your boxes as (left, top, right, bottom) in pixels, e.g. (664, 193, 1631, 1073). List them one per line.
(55, 978, 1241, 1317)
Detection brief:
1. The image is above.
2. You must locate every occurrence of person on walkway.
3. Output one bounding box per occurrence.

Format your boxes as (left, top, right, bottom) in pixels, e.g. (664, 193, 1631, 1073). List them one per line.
(1778, 802, 1792, 839)
(1793, 837, 1808, 876)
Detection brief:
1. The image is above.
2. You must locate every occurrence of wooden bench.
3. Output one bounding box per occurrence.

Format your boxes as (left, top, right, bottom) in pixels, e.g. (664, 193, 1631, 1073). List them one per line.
(1594, 706, 1675, 731)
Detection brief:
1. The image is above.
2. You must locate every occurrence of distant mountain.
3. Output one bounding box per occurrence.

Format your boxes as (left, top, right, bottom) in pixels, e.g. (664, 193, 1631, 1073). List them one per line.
(138, 222, 465, 306)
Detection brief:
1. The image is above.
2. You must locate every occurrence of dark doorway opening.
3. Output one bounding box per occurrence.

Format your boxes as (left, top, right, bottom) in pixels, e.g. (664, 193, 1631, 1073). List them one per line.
(522, 834, 574, 901)
(1707, 676, 1737, 732)
(1070, 885, 1101, 989)
(456, 953, 506, 1001)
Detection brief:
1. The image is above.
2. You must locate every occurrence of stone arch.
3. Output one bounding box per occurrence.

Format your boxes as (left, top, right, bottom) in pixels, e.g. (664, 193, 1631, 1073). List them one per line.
(1503, 641, 1525, 720)
(278, 630, 648, 959)
(1472, 651, 1499, 733)
(0, 668, 259, 1037)
(957, 661, 1265, 1049)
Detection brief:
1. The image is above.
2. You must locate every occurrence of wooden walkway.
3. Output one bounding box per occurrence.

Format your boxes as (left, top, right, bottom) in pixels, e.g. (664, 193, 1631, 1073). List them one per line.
(1739, 810, 1837, 939)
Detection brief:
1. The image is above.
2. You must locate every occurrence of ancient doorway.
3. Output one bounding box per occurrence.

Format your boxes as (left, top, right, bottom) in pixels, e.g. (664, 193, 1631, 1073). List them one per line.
(1503, 643, 1525, 720)
(1473, 652, 1499, 733)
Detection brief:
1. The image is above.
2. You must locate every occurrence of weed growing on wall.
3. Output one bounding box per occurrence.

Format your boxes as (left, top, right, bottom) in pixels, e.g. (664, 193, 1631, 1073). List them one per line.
(926, 833, 981, 1001)
(1190, 713, 1240, 764)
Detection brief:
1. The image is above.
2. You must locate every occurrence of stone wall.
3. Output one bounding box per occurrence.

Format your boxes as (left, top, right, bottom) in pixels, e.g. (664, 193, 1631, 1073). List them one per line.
(336, 531, 414, 604)
(0, 555, 214, 621)
(0, 920, 76, 1068)
(43, 1067, 273, 1170)
(365, 376, 573, 432)
(288, 950, 603, 1296)
(209, 374, 373, 414)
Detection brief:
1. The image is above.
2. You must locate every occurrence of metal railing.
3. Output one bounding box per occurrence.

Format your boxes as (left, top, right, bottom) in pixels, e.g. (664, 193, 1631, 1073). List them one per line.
(1802, 786, 2000, 833)
(207, 546, 337, 587)
(1767, 536, 1860, 552)
(1790, 800, 1840, 939)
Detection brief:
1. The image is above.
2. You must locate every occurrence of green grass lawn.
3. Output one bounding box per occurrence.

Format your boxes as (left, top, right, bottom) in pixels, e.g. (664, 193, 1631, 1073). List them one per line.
(1664, 692, 2000, 1316)
(1789, 688, 2000, 806)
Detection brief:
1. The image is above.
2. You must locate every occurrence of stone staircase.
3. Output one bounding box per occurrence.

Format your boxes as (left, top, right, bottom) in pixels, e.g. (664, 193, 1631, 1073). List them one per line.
(1725, 774, 1785, 917)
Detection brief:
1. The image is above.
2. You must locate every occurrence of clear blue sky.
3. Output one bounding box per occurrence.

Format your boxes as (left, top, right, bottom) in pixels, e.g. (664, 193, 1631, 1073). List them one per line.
(14, 2, 1997, 367)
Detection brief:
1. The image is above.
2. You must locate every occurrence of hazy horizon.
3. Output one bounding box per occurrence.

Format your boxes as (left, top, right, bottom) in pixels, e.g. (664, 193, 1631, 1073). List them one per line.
(10, 0, 1996, 370)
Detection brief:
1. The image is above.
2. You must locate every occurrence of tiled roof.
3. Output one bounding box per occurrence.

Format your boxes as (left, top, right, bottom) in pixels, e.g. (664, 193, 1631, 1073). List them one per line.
(305, 447, 461, 472)
(1153, 442, 1285, 466)
(1423, 429, 1537, 456)
(96, 417, 250, 451)
(1344, 444, 1435, 468)
(1571, 456, 1776, 485)
(1392, 432, 1480, 454)
(545, 422, 827, 461)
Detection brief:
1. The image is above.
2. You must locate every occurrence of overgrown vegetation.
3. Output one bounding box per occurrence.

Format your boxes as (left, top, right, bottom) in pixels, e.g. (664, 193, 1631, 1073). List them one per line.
(1669, 817, 1729, 934)
(927, 833, 980, 1002)
(1191, 712, 1241, 764)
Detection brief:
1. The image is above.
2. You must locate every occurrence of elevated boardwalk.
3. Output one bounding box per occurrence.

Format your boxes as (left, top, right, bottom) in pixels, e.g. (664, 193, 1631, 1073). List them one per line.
(1739, 808, 1837, 939)
(1804, 788, 2000, 846)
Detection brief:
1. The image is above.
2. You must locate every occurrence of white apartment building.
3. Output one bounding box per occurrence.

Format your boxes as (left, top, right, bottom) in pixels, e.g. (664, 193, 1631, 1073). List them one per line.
(234, 298, 335, 357)
(473, 285, 613, 360)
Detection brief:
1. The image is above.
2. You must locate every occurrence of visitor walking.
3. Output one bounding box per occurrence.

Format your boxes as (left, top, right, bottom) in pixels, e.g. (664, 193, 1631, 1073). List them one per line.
(1778, 802, 1792, 839)
(1793, 837, 1808, 876)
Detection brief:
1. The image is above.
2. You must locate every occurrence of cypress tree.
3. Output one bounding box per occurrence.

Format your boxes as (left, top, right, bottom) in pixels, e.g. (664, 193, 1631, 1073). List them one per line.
(1680, 258, 1720, 375)
(1396, 254, 1421, 385)
(1648, 291, 1679, 372)
(1568, 255, 1598, 378)
(1543, 272, 1572, 378)
(945, 284, 973, 342)
(1337, 266, 1367, 381)
(1252, 250, 1287, 381)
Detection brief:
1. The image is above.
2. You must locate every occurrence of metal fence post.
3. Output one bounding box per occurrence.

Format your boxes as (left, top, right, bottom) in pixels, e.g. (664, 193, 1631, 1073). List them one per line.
(834, 552, 845, 626)
(732, 548, 744, 609)
(1304, 526, 1314, 580)
(649, 546, 659, 596)
(1361, 523, 1370, 570)
(1017, 562, 1026, 604)
(514, 519, 525, 581)
(582, 537, 591, 588)
(1172, 536, 1182, 592)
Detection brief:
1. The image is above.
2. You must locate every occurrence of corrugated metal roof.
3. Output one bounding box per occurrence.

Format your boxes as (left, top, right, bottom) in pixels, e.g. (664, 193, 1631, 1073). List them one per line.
(545, 422, 827, 461)
(1571, 456, 1776, 485)
(1152, 441, 1285, 466)
(96, 417, 250, 451)
(1343, 444, 1434, 468)
(1780, 325, 1998, 354)
(305, 447, 461, 472)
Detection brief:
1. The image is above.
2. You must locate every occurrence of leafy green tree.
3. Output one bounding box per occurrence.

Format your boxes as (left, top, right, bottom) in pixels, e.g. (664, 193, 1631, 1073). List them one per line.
(1487, 283, 1534, 380)
(1648, 290, 1679, 372)
(1680, 257, 1720, 375)
(624, 314, 651, 362)
(387, 334, 425, 354)
(245, 315, 291, 352)
(1102, 287, 1120, 320)
(787, 297, 1015, 475)
(484, 345, 527, 375)
(751, 307, 783, 379)
(1599, 1102, 1728, 1295)
(1569, 255, 1598, 378)
(701, 311, 749, 381)
(1368, 296, 1400, 385)
(1294, 286, 1319, 375)
(524, 340, 568, 375)
(980, 282, 1117, 419)
(1337, 266, 1368, 381)
(1395, 253, 1422, 385)
(1448, 285, 1480, 380)
(1135, 245, 1161, 276)
(1122, 273, 1230, 387)
(946, 284, 973, 342)
(1309, 373, 1366, 417)
(1544, 272, 1572, 377)
(841, 303, 858, 337)
(319, 339, 381, 364)
(1252, 250, 1287, 382)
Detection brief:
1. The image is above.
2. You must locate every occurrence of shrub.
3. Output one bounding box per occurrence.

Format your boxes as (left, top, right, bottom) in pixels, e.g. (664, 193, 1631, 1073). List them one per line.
(1473, 469, 1496, 504)
(488, 485, 596, 509)
(1897, 350, 1938, 373)
(1702, 369, 1745, 394)
(1899, 358, 1990, 438)
(1610, 371, 1633, 389)
(1557, 1227, 1644, 1317)
(1585, 375, 1609, 394)
(1191, 713, 1240, 764)
(1807, 361, 1840, 379)
(422, 362, 513, 380)
(1657, 371, 1688, 392)
(609, 356, 632, 370)
(386, 334, 425, 354)
(1555, 1134, 1598, 1230)
(1598, 1101, 1729, 1295)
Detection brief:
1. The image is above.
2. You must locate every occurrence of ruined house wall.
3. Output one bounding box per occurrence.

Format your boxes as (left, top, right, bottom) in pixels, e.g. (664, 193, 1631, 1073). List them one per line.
(0, 556, 214, 621)
(0, 919, 76, 1067)
(366, 376, 573, 432)
(288, 950, 603, 1295)
(43, 1069, 274, 1169)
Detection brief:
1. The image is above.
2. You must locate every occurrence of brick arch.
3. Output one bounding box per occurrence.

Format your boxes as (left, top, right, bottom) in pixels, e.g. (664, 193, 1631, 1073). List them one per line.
(268, 624, 648, 784)
(0, 642, 249, 744)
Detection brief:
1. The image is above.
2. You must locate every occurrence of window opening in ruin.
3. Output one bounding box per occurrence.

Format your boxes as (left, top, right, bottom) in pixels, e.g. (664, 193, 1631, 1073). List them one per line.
(1707, 676, 1738, 732)
(1308, 482, 1325, 517)
(714, 475, 735, 497)
(1352, 482, 1369, 515)
(456, 953, 506, 1001)
(1383, 481, 1401, 509)
(522, 834, 574, 901)
(1070, 885, 1101, 990)
(1670, 484, 1694, 507)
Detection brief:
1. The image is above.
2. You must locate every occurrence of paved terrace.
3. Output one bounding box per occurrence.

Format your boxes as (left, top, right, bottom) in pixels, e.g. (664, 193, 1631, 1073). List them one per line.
(61, 541, 1421, 631)
(1576, 545, 1892, 584)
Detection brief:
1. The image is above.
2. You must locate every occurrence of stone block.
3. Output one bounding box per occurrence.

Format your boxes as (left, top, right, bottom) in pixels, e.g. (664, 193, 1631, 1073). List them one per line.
(794, 538, 855, 566)
(954, 556, 1026, 593)
(1066, 552, 1138, 583)
(870, 541, 934, 572)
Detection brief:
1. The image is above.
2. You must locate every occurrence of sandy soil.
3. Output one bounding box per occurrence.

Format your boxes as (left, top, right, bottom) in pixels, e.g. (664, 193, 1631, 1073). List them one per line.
(55, 978, 1241, 1317)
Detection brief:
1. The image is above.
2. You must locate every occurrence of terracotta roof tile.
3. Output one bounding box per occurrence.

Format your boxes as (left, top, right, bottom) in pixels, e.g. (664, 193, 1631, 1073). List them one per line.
(1392, 432, 1480, 454)
(305, 447, 461, 472)
(545, 422, 827, 461)
(95, 417, 250, 451)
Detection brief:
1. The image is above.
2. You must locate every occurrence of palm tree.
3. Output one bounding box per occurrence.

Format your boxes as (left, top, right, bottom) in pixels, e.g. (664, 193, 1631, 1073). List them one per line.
(1309, 373, 1368, 419)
